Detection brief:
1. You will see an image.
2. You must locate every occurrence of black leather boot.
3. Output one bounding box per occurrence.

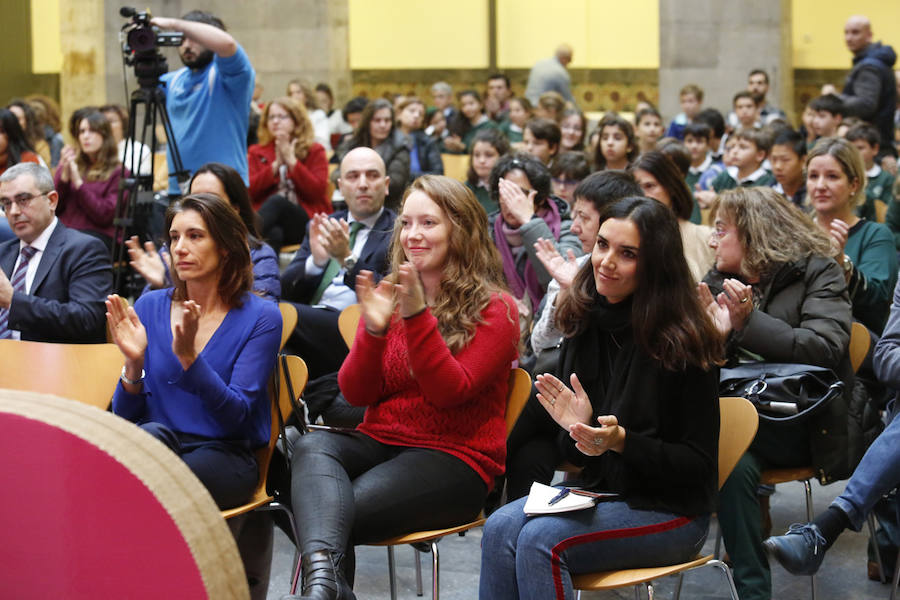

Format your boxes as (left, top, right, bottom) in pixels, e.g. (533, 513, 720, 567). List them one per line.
(280, 550, 355, 600)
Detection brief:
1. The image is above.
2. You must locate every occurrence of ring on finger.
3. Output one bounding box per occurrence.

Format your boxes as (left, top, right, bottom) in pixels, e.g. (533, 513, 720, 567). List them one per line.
(593, 437, 603, 446)
(740, 297, 749, 304)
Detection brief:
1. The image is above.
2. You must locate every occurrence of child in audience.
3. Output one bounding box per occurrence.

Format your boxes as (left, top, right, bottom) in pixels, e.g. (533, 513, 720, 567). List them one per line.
(593, 113, 637, 171)
(443, 90, 499, 154)
(559, 108, 586, 152)
(665, 84, 703, 140)
(499, 97, 532, 146)
(523, 118, 561, 167)
(810, 94, 846, 140)
(684, 122, 717, 192)
(799, 103, 817, 147)
(550, 151, 590, 207)
(709, 128, 775, 192)
(733, 91, 761, 130)
(846, 123, 895, 221)
(535, 91, 566, 122)
(635, 107, 664, 154)
(695, 108, 727, 162)
(466, 128, 510, 215)
(770, 129, 808, 208)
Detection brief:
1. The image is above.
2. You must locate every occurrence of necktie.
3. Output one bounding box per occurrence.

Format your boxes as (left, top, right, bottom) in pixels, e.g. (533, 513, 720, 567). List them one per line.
(311, 221, 364, 305)
(0, 246, 37, 339)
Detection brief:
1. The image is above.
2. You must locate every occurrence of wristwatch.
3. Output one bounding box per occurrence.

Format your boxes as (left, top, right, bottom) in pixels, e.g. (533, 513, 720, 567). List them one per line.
(342, 254, 358, 271)
(842, 254, 853, 275)
(120, 366, 145, 385)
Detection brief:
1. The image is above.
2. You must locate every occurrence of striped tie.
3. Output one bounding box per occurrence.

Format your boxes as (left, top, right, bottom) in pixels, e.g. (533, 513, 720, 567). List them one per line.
(0, 246, 37, 339)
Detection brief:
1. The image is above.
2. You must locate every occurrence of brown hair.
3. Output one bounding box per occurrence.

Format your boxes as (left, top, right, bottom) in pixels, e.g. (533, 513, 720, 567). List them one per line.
(556, 196, 723, 370)
(257, 97, 316, 161)
(389, 175, 512, 353)
(164, 193, 254, 308)
(74, 110, 120, 181)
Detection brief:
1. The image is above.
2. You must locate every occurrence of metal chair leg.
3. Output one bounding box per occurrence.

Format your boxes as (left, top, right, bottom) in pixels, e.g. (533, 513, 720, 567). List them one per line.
(867, 513, 887, 583)
(891, 548, 900, 600)
(414, 546, 423, 596)
(801, 479, 817, 600)
(387, 546, 398, 600)
(673, 572, 685, 600)
(707, 558, 740, 600)
(633, 582, 641, 599)
(646, 581, 654, 599)
(431, 540, 440, 600)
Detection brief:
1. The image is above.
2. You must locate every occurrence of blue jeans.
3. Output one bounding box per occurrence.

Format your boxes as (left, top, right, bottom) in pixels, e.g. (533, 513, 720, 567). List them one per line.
(833, 405, 900, 530)
(479, 494, 710, 600)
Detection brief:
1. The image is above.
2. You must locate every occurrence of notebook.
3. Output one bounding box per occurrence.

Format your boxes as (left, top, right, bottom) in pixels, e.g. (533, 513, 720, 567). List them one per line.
(523, 482, 619, 516)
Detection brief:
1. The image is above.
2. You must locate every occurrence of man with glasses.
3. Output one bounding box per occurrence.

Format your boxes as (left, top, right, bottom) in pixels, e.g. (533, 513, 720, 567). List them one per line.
(0, 163, 111, 342)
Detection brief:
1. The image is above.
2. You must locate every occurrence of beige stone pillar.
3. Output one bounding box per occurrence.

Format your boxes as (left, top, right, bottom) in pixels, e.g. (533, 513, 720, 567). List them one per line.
(658, 0, 794, 126)
(59, 0, 106, 144)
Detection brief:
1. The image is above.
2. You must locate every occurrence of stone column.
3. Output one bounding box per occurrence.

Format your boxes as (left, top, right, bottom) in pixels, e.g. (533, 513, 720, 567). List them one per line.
(59, 0, 107, 143)
(658, 0, 794, 125)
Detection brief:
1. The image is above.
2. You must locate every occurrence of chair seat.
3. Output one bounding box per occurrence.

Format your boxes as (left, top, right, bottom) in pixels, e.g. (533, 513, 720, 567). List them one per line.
(220, 493, 275, 520)
(760, 467, 815, 485)
(369, 518, 486, 546)
(572, 554, 713, 590)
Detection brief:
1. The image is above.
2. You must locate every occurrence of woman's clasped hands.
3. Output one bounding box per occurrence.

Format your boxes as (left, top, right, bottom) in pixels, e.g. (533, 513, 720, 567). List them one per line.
(356, 263, 426, 336)
(535, 372, 625, 456)
(698, 278, 753, 336)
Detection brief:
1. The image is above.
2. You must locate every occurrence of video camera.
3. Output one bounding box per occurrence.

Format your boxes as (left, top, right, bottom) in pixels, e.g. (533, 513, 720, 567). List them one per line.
(119, 6, 183, 88)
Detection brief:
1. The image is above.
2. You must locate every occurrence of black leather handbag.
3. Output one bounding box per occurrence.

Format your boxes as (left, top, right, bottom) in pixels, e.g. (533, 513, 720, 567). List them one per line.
(719, 362, 844, 423)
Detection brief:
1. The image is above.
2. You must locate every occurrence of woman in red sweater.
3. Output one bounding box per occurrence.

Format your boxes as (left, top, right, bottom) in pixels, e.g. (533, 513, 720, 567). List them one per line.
(284, 175, 519, 600)
(248, 97, 330, 253)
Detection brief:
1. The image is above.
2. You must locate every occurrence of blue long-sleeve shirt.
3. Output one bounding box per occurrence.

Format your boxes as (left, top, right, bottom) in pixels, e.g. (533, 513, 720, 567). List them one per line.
(112, 289, 281, 447)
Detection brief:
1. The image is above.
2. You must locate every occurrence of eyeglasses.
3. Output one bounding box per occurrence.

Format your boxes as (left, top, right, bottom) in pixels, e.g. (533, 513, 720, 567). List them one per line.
(712, 227, 731, 239)
(0, 192, 47, 212)
(267, 113, 292, 122)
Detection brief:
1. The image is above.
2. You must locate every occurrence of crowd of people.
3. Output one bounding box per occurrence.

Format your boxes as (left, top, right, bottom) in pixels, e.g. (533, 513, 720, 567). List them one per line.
(6, 8, 900, 600)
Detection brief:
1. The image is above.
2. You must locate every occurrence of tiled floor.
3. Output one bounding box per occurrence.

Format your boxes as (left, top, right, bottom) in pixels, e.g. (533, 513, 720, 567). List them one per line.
(266, 477, 895, 599)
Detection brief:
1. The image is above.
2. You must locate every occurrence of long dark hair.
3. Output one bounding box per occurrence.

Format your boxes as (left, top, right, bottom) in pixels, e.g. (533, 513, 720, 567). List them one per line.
(556, 197, 722, 370)
(164, 193, 254, 308)
(74, 110, 120, 181)
(489, 153, 552, 211)
(630, 151, 694, 220)
(0, 109, 35, 165)
(191, 162, 263, 248)
(348, 98, 394, 148)
(593, 113, 638, 170)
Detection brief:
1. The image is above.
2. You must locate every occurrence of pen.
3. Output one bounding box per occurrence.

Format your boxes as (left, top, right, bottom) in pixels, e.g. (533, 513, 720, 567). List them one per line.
(548, 488, 570, 506)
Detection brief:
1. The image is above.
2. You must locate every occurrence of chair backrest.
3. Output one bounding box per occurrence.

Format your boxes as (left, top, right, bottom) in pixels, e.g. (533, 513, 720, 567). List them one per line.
(338, 303, 362, 349)
(849, 321, 871, 374)
(717, 396, 759, 489)
(277, 354, 309, 426)
(875, 199, 888, 223)
(278, 302, 298, 351)
(441, 153, 470, 182)
(0, 339, 123, 410)
(505, 368, 532, 436)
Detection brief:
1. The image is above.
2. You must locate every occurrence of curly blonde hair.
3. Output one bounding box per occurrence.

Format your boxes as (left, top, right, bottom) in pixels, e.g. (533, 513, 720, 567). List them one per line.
(388, 175, 512, 353)
(257, 97, 315, 161)
(715, 186, 834, 280)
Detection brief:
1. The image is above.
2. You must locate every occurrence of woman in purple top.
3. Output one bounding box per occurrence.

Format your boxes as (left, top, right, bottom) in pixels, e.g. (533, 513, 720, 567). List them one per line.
(54, 109, 128, 251)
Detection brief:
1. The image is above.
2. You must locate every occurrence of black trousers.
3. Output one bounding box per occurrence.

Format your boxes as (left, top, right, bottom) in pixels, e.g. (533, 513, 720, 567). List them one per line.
(289, 430, 486, 566)
(504, 389, 562, 502)
(142, 422, 258, 510)
(258, 194, 309, 254)
(286, 304, 348, 381)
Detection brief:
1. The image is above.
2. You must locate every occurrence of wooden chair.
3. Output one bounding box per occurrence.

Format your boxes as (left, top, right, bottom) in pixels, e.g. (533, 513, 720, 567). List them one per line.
(875, 199, 888, 224)
(571, 396, 759, 600)
(440, 153, 470, 182)
(278, 302, 298, 351)
(368, 367, 533, 600)
(338, 303, 362, 349)
(750, 320, 871, 599)
(220, 354, 307, 522)
(0, 339, 123, 410)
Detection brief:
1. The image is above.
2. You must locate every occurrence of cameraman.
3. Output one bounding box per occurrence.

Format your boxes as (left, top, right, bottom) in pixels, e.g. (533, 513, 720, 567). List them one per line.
(152, 11, 255, 194)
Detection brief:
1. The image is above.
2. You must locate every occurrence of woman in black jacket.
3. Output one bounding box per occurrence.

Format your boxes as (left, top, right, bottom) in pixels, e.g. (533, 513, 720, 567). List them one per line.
(480, 196, 723, 600)
(395, 97, 443, 179)
(699, 186, 853, 600)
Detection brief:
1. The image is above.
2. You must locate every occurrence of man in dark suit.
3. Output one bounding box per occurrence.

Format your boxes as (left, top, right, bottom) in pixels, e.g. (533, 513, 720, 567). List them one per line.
(0, 163, 112, 343)
(281, 147, 397, 378)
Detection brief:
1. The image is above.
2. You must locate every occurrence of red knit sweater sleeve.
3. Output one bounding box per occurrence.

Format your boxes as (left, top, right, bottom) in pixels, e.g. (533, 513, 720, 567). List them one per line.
(403, 295, 519, 408)
(338, 318, 389, 407)
(290, 143, 331, 216)
(247, 143, 277, 211)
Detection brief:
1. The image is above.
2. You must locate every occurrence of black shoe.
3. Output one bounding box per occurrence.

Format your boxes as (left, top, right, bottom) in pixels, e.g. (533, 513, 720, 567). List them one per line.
(763, 523, 828, 576)
(280, 550, 355, 600)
